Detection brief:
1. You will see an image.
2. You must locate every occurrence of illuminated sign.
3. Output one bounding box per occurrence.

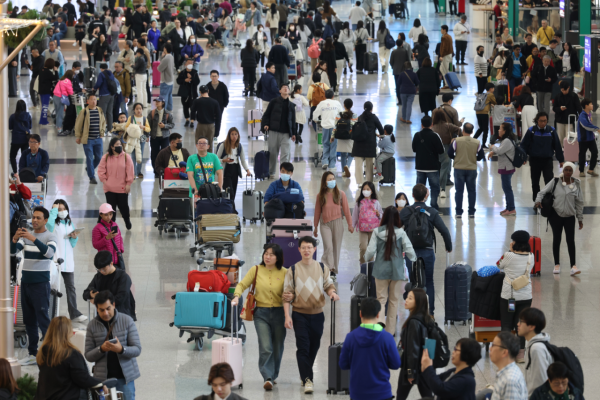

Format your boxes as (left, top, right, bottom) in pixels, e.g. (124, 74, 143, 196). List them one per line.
(584, 36, 592, 73)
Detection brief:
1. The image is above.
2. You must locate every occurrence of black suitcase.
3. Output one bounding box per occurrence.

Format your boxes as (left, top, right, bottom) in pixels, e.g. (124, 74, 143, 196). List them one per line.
(327, 300, 350, 395)
(157, 197, 192, 221)
(62, 104, 77, 131)
(364, 52, 378, 74)
(84, 66, 96, 90)
(444, 255, 472, 325)
(334, 21, 343, 33)
(379, 156, 395, 185)
(360, 261, 376, 298)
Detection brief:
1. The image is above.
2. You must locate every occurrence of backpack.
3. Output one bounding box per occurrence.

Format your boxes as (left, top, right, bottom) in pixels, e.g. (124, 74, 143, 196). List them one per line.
(404, 206, 434, 249)
(104, 71, 118, 95)
(9, 198, 25, 237)
(335, 114, 352, 140)
(186, 269, 231, 293)
(384, 30, 395, 49)
(350, 119, 367, 142)
(526, 342, 584, 393)
(310, 83, 326, 107)
(506, 139, 527, 168)
(425, 321, 451, 368)
(358, 200, 380, 232)
(474, 93, 487, 111)
(151, 109, 170, 124)
(307, 38, 323, 59)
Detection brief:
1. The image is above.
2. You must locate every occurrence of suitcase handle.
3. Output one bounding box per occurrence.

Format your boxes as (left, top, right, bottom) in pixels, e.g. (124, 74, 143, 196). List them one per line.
(330, 299, 335, 346)
(232, 302, 238, 342)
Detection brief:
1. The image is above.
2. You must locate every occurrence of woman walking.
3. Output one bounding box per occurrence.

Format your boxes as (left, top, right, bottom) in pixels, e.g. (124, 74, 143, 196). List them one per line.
(364, 206, 416, 335)
(219, 10, 233, 51)
(488, 122, 517, 216)
(216, 128, 252, 211)
(47, 200, 87, 323)
(297, 18, 311, 73)
(252, 25, 269, 68)
(432, 109, 461, 195)
(291, 84, 309, 144)
(374, 21, 392, 73)
(559, 42, 580, 78)
(308, 60, 331, 87)
(397, 61, 419, 123)
(352, 101, 384, 184)
(535, 162, 584, 276)
(319, 38, 337, 92)
(313, 171, 353, 278)
(266, 4, 279, 43)
(181, 35, 205, 74)
(92, 203, 125, 268)
(339, 22, 354, 74)
(334, 98, 357, 178)
(38, 58, 58, 125)
(416, 58, 439, 116)
(52, 70, 74, 135)
(408, 19, 426, 45)
(231, 244, 287, 391)
(352, 181, 383, 264)
(240, 39, 260, 96)
(133, 49, 148, 111)
(98, 137, 135, 229)
(177, 59, 200, 127)
(9, 100, 31, 173)
(412, 33, 430, 68)
(109, 9, 122, 54)
(354, 21, 370, 73)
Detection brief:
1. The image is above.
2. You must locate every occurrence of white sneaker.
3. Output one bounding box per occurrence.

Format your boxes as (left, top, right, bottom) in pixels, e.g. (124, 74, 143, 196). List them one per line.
(440, 190, 446, 198)
(79, 47, 82, 51)
(570, 266, 581, 276)
(18, 355, 37, 366)
(304, 379, 314, 394)
(73, 42, 77, 47)
(223, 47, 229, 52)
(72, 315, 88, 323)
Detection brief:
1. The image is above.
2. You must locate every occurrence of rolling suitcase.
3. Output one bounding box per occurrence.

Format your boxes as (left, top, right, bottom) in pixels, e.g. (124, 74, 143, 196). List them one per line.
(173, 292, 227, 329)
(364, 51, 378, 74)
(269, 236, 316, 268)
(242, 177, 264, 224)
(359, 261, 376, 298)
(444, 254, 472, 325)
(196, 214, 241, 244)
(326, 300, 350, 395)
(211, 304, 243, 389)
(349, 294, 364, 331)
(445, 71, 462, 90)
(254, 136, 270, 180)
(563, 114, 579, 162)
(158, 197, 193, 221)
(529, 209, 542, 276)
(379, 156, 395, 185)
(268, 218, 313, 237)
(334, 20, 344, 33)
(248, 108, 263, 138)
(152, 60, 161, 87)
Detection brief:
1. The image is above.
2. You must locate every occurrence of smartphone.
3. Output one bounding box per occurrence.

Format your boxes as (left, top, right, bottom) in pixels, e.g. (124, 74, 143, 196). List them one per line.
(508, 298, 516, 312)
(108, 338, 118, 344)
(111, 226, 118, 234)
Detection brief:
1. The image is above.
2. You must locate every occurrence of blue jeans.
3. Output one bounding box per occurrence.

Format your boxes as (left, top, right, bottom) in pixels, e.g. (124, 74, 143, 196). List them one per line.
(159, 83, 173, 112)
(454, 169, 477, 216)
(52, 95, 65, 130)
(400, 94, 415, 121)
(83, 138, 104, 179)
(508, 76, 521, 96)
(52, 31, 65, 46)
(340, 152, 353, 169)
(407, 248, 436, 315)
(223, 30, 230, 47)
(322, 128, 337, 167)
(500, 173, 515, 211)
(21, 281, 51, 356)
(131, 140, 146, 176)
(292, 311, 324, 382)
(416, 171, 440, 210)
(352, 24, 357, 31)
(115, 379, 135, 400)
(254, 307, 286, 382)
(439, 144, 451, 189)
(119, 101, 129, 118)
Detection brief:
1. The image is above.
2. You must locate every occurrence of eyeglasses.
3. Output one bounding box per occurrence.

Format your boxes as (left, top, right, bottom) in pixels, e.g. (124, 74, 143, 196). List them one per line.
(29, 141, 40, 145)
(490, 342, 506, 350)
(197, 142, 209, 146)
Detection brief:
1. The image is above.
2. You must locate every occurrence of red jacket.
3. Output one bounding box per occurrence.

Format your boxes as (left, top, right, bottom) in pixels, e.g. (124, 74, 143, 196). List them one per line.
(92, 220, 124, 265)
(11, 183, 31, 199)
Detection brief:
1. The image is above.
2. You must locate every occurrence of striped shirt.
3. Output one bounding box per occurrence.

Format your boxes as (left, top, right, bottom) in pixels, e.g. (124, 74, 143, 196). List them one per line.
(10, 229, 57, 284)
(88, 108, 101, 139)
(491, 362, 528, 400)
(474, 55, 488, 77)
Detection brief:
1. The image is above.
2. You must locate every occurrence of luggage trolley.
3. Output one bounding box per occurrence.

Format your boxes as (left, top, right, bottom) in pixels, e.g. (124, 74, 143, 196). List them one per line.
(489, 105, 520, 144)
(469, 314, 501, 351)
(22, 176, 48, 209)
(155, 171, 193, 238)
(288, 55, 299, 87)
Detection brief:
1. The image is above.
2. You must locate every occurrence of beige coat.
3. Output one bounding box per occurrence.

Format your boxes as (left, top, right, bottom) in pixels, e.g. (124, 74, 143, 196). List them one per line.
(74, 106, 107, 145)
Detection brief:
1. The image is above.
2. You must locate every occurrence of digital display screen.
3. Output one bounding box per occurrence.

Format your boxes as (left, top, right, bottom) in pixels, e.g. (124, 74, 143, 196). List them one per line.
(584, 36, 592, 73)
(559, 0, 564, 17)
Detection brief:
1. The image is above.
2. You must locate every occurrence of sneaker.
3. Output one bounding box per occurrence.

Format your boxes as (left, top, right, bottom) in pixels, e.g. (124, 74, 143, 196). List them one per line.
(343, 166, 351, 178)
(502, 210, 517, 216)
(553, 266, 561, 274)
(223, 47, 229, 52)
(264, 380, 273, 391)
(499, 209, 507, 215)
(570, 266, 581, 276)
(90, 177, 98, 184)
(72, 314, 88, 323)
(304, 379, 314, 394)
(446, 180, 454, 186)
(72, 42, 77, 47)
(58, 46, 61, 50)
(79, 47, 82, 51)
(579, 172, 586, 178)
(190, 122, 194, 128)
(455, 214, 462, 219)
(440, 190, 446, 198)
(18, 355, 37, 366)
(137, 174, 144, 179)
(322, 163, 328, 170)
(587, 170, 599, 177)
(184, 120, 190, 127)
(469, 214, 475, 219)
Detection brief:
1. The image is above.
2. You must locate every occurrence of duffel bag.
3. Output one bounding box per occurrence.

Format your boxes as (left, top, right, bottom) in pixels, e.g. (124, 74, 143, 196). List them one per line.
(187, 269, 231, 294)
(195, 198, 234, 216)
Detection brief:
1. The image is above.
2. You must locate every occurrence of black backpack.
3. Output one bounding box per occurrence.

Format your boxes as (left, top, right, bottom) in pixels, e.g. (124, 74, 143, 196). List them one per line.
(19, 168, 37, 183)
(426, 321, 451, 368)
(506, 139, 528, 168)
(526, 342, 584, 393)
(404, 206, 434, 249)
(335, 114, 352, 140)
(350, 120, 367, 142)
(104, 71, 118, 95)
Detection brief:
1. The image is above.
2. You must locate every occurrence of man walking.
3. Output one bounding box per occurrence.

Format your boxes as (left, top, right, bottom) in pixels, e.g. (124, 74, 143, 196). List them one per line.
(75, 94, 106, 184)
(313, 89, 343, 170)
(536, 19, 554, 46)
(257, 63, 280, 111)
(412, 116, 445, 211)
(268, 37, 290, 88)
(507, 45, 528, 95)
(261, 84, 297, 179)
(448, 123, 485, 218)
(553, 80, 582, 146)
(157, 43, 175, 113)
(349, 1, 367, 30)
(535, 55, 557, 115)
(439, 25, 453, 89)
(453, 15, 470, 65)
(577, 98, 600, 177)
(207, 70, 230, 116)
(483, 332, 528, 399)
(94, 63, 116, 130)
(25, 48, 44, 109)
(191, 86, 222, 153)
(114, 61, 131, 118)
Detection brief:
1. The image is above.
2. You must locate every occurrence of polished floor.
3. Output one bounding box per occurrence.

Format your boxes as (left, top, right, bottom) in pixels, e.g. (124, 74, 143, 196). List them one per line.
(11, 1, 600, 399)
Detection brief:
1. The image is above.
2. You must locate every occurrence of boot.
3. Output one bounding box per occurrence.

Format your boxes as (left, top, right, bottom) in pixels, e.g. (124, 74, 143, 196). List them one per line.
(124, 218, 132, 230)
(343, 67, 347, 75)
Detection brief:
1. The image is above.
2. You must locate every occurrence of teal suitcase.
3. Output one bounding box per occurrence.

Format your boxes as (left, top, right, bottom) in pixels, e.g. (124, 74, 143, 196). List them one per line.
(173, 292, 227, 329)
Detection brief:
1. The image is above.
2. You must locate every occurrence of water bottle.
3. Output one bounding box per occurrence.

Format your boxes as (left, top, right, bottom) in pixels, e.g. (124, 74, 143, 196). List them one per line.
(98, 389, 105, 400)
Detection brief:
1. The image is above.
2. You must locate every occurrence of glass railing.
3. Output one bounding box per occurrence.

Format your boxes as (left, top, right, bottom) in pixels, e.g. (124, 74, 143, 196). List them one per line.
(517, 7, 564, 43)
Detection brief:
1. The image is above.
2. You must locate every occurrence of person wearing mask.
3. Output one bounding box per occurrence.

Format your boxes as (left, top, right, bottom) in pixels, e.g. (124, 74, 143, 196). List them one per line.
(193, 363, 248, 400)
(75, 94, 106, 185)
(339, 297, 401, 400)
(52, 70, 74, 135)
(240, 39, 260, 96)
(432, 109, 461, 198)
(207, 70, 230, 115)
(36, 317, 106, 399)
(124, 102, 151, 179)
(93, 64, 116, 131)
(156, 43, 175, 113)
(535, 162, 583, 275)
(85, 290, 141, 399)
(352, 182, 383, 264)
(176, 59, 200, 128)
(313, 172, 353, 277)
(231, 244, 287, 391)
(578, 98, 600, 177)
(389, 40, 410, 106)
(37, 58, 58, 125)
(488, 123, 518, 216)
(117, 41, 135, 74)
(535, 55, 557, 115)
(147, 98, 174, 178)
(502, 45, 527, 96)
(452, 15, 470, 65)
(264, 162, 305, 207)
(9, 100, 32, 174)
(132, 48, 148, 111)
(261, 84, 297, 178)
(216, 127, 252, 210)
(47, 200, 86, 323)
(313, 89, 343, 169)
(266, 3, 280, 42)
(411, 116, 445, 210)
(92, 203, 125, 268)
(11, 206, 57, 366)
(352, 101, 383, 184)
(395, 192, 410, 212)
(333, 98, 357, 178)
(191, 86, 222, 153)
(474, 46, 488, 94)
(396, 288, 434, 400)
(553, 80, 582, 146)
(354, 21, 370, 73)
(186, 137, 224, 199)
(113, 61, 131, 119)
(439, 25, 453, 89)
(420, 338, 482, 400)
(252, 24, 269, 70)
(25, 48, 44, 109)
(397, 61, 419, 124)
(19, 134, 50, 182)
(416, 58, 440, 117)
(181, 34, 204, 74)
(520, 111, 564, 201)
(364, 206, 416, 335)
(154, 133, 190, 177)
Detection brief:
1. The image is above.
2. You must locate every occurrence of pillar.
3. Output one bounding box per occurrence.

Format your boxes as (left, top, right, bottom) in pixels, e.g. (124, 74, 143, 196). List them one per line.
(439, 0, 446, 14)
(508, 0, 519, 38)
(580, 0, 591, 47)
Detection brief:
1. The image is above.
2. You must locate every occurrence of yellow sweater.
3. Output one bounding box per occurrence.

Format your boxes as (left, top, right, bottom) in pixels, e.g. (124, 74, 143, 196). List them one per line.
(233, 265, 287, 308)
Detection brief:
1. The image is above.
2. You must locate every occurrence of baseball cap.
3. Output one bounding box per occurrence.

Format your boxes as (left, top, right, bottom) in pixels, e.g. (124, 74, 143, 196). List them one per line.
(99, 203, 115, 214)
(154, 97, 165, 102)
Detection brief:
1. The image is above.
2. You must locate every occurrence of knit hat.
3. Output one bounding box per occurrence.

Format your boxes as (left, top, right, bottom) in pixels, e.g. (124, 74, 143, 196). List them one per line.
(511, 230, 530, 243)
(562, 161, 576, 172)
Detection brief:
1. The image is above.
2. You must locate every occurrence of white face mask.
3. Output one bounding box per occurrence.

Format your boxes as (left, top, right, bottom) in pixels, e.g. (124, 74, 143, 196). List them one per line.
(190, 38, 196, 43)
(258, 27, 263, 32)
(362, 190, 371, 198)
(397, 199, 407, 207)
(186, 64, 193, 70)
(58, 210, 69, 219)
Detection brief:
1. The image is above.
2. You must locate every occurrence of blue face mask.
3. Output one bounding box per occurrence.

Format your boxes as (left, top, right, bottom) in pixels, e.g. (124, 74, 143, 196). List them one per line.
(280, 173, 291, 182)
(326, 180, 336, 189)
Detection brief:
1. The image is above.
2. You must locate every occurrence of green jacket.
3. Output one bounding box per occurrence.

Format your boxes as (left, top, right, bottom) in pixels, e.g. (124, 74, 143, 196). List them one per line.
(363, 226, 417, 281)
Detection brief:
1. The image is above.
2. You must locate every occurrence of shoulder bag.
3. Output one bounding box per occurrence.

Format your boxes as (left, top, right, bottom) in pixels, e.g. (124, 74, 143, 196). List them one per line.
(509, 254, 531, 291)
(240, 266, 258, 321)
(103, 224, 126, 270)
(540, 178, 560, 218)
(404, 71, 418, 92)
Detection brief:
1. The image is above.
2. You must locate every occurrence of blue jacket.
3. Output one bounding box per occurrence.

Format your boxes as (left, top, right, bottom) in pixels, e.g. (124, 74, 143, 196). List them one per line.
(9, 112, 32, 145)
(420, 366, 476, 400)
(19, 148, 50, 178)
(147, 28, 161, 50)
(243, 7, 261, 26)
(520, 124, 564, 162)
(181, 44, 205, 63)
(397, 70, 420, 95)
(577, 110, 599, 142)
(258, 71, 279, 102)
(339, 326, 401, 400)
(399, 202, 453, 252)
(94, 69, 116, 97)
(323, 24, 335, 40)
(55, 22, 67, 35)
(264, 179, 304, 203)
(267, 44, 290, 67)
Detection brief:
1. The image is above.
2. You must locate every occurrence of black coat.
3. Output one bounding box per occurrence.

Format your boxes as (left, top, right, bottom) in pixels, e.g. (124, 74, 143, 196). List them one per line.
(399, 314, 429, 384)
(468, 271, 505, 320)
(534, 64, 557, 93)
(168, 27, 187, 51)
(261, 96, 297, 137)
(552, 91, 582, 124)
(421, 366, 476, 400)
(501, 54, 528, 79)
(416, 66, 440, 93)
(304, 17, 316, 36)
(131, 11, 150, 38)
(412, 128, 444, 171)
(268, 44, 290, 66)
(351, 112, 383, 158)
(319, 48, 337, 74)
(333, 42, 349, 61)
(0, 389, 17, 400)
(240, 47, 260, 69)
(512, 92, 534, 109)
(176, 68, 200, 99)
(36, 349, 101, 400)
(38, 68, 58, 95)
(207, 81, 230, 110)
(82, 268, 134, 319)
(92, 40, 110, 60)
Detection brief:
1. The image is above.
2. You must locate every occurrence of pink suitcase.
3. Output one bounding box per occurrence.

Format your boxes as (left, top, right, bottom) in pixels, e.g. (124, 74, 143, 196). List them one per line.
(152, 61, 161, 87)
(268, 218, 313, 238)
(563, 137, 579, 162)
(211, 304, 243, 389)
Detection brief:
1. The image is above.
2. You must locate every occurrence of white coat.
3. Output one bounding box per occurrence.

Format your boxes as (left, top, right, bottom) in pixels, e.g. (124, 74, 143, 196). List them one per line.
(46, 207, 78, 273)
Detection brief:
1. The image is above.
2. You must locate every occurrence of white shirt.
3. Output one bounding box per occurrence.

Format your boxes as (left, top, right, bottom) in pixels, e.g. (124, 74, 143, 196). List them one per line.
(453, 21, 471, 41)
(313, 99, 343, 129)
(408, 26, 426, 43)
(498, 252, 532, 301)
(348, 6, 367, 24)
(563, 52, 571, 71)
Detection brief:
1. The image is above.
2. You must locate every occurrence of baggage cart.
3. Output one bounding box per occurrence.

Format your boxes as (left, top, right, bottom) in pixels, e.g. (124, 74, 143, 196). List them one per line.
(490, 105, 520, 143)
(22, 176, 48, 209)
(288, 55, 299, 87)
(469, 314, 501, 351)
(154, 173, 193, 238)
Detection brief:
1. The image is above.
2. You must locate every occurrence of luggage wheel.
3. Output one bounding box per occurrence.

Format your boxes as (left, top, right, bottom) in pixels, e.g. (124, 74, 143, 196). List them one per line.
(238, 384, 243, 389)
(15, 333, 27, 348)
(194, 337, 204, 351)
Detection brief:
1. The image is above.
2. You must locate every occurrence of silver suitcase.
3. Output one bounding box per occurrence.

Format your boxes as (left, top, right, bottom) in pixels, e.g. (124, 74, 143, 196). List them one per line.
(242, 177, 264, 224)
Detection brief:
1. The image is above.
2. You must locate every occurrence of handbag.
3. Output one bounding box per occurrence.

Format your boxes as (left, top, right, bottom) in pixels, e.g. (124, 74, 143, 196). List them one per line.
(198, 157, 222, 199)
(121, 24, 129, 34)
(103, 224, 126, 270)
(509, 255, 531, 291)
(61, 94, 70, 106)
(540, 178, 559, 218)
(240, 266, 258, 321)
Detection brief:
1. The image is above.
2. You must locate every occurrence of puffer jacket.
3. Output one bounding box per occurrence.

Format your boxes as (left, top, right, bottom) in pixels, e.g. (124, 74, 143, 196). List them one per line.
(123, 123, 143, 163)
(240, 47, 260, 69)
(364, 226, 416, 281)
(351, 112, 384, 158)
(261, 96, 297, 137)
(468, 271, 504, 320)
(53, 78, 74, 98)
(85, 310, 141, 384)
(399, 314, 429, 384)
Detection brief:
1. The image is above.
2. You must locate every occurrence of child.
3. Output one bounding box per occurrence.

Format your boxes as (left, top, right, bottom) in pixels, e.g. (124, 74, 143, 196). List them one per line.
(290, 84, 309, 144)
(374, 124, 395, 180)
(351, 181, 383, 264)
(474, 82, 497, 148)
(112, 112, 128, 141)
(74, 18, 86, 50)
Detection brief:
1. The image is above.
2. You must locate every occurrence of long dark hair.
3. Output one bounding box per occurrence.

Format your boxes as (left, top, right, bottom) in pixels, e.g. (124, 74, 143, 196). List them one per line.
(0, 359, 18, 394)
(53, 199, 72, 226)
(324, 37, 334, 51)
(379, 206, 402, 261)
(244, 38, 253, 52)
(343, 21, 350, 34)
(297, 16, 305, 31)
(402, 288, 432, 329)
(499, 122, 516, 141)
(378, 20, 386, 34)
(14, 99, 27, 117)
(360, 101, 373, 120)
(413, 18, 421, 28)
(341, 98, 353, 119)
(111, 8, 118, 23)
(291, 83, 302, 98)
(356, 181, 378, 205)
(395, 192, 410, 207)
(260, 243, 284, 269)
(270, 3, 277, 14)
(107, 137, 122, 156)
(224, 127, 241, 155)
(318, 171, 340, 207)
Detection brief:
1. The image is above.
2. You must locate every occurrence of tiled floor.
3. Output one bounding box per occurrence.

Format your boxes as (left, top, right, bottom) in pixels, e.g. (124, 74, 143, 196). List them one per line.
(11, 1, 600, 399)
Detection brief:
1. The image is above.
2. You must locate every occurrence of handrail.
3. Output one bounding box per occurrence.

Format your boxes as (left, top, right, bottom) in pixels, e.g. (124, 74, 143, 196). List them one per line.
(0, 21, 47, 73)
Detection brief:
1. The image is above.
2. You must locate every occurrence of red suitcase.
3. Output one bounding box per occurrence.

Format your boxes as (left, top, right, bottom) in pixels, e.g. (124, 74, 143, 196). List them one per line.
(529, 209, 542, 276)
(152, 61, 161, 87)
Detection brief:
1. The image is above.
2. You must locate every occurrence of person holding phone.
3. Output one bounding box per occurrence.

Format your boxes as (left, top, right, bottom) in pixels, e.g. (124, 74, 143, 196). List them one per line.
(46, 200, 87, 323)
(215, 128, 251, 213)
(496, 230, 533, 363)
(92, 204, 125, 269)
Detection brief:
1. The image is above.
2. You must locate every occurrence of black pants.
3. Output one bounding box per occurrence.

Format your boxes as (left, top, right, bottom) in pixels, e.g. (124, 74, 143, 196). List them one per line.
(30, 78, 38, 107)
(499, 298, 532, 349)
(449, 0, 458, 14)
(292, 311, 324, 383)
(150, 136, 170, 175)
(476, 76, 487, 94)
(105, 191, 130, 222)
(243, 67, 257, 92)
(182, 97, 195, 120)
(10, 143, 29, 173)
(8, 67, 17, 96)
(396, 378, 432, 400)
(296, 123, 304, 137)
(259, 52, 265, 67)
(355, 44, 367, 71)
(278, 21, 287, 33)
(455, 40, 467, 63)
(474, 113, 490, 146)
(433, 0, 439, 13)
(579, 139, 598, 172)
(223, 164, 240, 211)
(274, 64, 287, 87)
(549, 213, 576, 267)
(529, 157, 554, 202)
(146, 71, 151, 106)
(328, 71, 337, 91)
